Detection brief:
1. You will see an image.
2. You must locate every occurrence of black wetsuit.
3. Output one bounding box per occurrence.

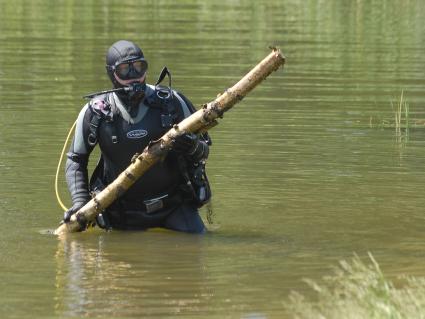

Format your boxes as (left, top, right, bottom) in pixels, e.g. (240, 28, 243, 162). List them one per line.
(65, 84, 210, 233)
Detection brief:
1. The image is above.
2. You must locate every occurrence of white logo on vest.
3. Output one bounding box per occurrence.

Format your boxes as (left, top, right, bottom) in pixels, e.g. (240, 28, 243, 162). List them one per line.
(127, 129, 148, 139)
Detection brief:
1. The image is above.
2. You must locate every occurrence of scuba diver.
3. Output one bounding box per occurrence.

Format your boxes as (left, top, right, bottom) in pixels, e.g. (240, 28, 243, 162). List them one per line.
(63, 40, 211, 233)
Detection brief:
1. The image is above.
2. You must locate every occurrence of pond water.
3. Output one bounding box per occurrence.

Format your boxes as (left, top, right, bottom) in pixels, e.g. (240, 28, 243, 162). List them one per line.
(0, 0, 425, 318)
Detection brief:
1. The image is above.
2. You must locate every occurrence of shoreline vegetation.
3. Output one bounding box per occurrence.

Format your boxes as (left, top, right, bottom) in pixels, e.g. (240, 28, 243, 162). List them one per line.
(285, 253, 425, 319)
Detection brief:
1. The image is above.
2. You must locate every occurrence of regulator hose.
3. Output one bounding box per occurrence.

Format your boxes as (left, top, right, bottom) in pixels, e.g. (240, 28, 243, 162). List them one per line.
(55, 120, 77, 212)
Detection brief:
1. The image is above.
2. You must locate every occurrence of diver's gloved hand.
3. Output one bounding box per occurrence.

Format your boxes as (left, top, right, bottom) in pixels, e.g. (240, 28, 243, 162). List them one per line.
(173, 133, 199, 154)
(174, 133, 209, 162)
(62, 201, 87, 223)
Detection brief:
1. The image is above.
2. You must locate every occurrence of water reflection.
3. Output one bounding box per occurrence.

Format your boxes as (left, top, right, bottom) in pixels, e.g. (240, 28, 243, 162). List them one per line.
(54, 230, 295, 318)
(54, 231, 209, 317)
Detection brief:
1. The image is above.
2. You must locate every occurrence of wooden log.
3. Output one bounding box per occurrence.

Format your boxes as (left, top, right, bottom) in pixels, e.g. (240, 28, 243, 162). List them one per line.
(54, 48, 285, 235)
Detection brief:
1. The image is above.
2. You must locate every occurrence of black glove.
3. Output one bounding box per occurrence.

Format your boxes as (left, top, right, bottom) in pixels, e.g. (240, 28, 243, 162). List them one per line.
(63, 201, 86, 223)
(173, 133, 199, 154)
(174, 133, 209, 162)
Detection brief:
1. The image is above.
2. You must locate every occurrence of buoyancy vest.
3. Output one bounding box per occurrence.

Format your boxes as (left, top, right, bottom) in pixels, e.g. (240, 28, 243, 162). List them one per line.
(89, 84, 189, 203)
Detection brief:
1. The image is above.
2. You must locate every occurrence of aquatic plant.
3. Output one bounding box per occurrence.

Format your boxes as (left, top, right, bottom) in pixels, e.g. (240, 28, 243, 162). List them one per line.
(392, 90, 410, 148)
(369, 90, 413, 132)
(392, 90, 409, 134)
(285, 253, 425, 319)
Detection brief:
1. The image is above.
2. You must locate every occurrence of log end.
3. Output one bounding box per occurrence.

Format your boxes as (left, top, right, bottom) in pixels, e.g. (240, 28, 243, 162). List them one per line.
(269, 46, 286, 68)
(53, 221, 78, 235)
(53, 212, 85, 235)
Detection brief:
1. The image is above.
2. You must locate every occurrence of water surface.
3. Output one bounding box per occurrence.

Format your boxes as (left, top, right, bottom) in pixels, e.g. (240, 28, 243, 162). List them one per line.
(0, 0, 425, 318)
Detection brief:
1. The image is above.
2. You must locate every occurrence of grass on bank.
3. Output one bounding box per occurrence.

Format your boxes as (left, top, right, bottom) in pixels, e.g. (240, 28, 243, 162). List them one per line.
(285, 253, 425, 319)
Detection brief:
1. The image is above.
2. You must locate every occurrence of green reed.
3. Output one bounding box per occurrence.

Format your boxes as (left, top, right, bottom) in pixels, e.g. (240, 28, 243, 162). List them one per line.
(369, 91, 411, 132)
(285, 253, 425, 319)
(392, 90, 409, 134)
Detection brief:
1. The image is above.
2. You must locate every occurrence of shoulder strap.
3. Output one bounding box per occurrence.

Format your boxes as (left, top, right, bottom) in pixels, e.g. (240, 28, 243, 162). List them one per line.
(144, 73, 181, 129)
(87, 112, 102, 146)
(87, 93, 118, 146)
(174, 91, 212, 145)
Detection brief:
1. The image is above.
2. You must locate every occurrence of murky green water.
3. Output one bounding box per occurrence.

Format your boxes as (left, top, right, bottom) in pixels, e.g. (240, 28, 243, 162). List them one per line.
(1, 0, 425, 318)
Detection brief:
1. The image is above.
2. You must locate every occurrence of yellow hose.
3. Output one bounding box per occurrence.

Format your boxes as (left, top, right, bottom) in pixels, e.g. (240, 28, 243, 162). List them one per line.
(55, 120, 77, 212)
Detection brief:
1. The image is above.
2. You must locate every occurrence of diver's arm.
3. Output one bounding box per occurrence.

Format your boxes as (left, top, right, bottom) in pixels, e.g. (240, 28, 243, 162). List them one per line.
(63, 105, 95, 220)
(65, 151, 91, 207)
